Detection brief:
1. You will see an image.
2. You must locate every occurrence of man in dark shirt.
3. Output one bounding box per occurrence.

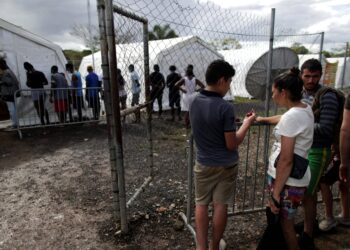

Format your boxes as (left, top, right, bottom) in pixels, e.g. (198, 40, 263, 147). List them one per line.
(166, 65, 181, 121)
(149, 64, 165, 118)
(300, 59, 339, 249)
(23, 62, 50, 125)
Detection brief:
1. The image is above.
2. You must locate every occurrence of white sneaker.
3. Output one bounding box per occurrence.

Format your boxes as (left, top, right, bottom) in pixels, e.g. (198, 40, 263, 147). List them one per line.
(319, 218, 337, 231)
(335, 214, 350, 226)
(219, 239, 226, 250)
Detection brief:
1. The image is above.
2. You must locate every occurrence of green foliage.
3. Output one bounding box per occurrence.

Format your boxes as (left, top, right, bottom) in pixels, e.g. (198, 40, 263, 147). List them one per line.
(290, 42, 309, 54)
(322, 44, 350, 58)
(148, 24, 178, 41)
(63, 50, 92, 69)
(322, 50, 332, 58)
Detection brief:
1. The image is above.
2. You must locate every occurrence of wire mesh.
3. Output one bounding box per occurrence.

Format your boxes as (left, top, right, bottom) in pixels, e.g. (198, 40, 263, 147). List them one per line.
(97, 0, 330, 227)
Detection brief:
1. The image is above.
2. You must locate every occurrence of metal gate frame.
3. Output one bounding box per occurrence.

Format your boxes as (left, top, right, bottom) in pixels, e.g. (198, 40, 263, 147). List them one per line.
(96, 0, 153, 234)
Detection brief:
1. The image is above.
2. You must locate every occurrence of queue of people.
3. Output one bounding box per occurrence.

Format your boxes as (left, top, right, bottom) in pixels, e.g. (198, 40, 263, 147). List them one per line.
(1, 59, 208, 126)
(0, 59, 104, 125)
(190, 58, 350, 250)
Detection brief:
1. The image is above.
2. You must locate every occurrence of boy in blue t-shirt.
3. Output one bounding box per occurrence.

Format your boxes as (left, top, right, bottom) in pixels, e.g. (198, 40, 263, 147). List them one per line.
(189, 60, 256, 250)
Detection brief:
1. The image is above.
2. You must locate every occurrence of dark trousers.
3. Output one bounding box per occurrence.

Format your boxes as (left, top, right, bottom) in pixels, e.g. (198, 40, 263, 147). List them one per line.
(33, 95, 50, 125)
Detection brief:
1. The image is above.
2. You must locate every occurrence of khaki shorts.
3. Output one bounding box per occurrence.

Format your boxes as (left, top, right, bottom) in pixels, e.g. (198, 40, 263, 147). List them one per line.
(194, 162, 238, 205)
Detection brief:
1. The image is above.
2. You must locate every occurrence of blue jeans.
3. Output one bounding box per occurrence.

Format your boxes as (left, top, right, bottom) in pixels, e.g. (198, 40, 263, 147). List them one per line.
(6, 101, 17, 126)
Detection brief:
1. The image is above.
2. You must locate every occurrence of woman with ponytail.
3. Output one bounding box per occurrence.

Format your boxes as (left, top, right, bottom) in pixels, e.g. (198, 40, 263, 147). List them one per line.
(257, 68, 314, 249)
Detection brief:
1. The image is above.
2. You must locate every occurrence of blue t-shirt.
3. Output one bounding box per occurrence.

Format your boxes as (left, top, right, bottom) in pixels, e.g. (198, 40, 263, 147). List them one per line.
(72, 71, 83, 97)
(189, 90, 238, 167)
(86, 72, 100, 97)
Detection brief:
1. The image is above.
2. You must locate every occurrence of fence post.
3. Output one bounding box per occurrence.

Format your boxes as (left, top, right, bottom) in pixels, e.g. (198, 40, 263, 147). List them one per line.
(319, 32, 324, 62)
(96, 0, 121, 222)
(341, 42, 349, 89)
(104, 0, 128, 233)
(142, 21, 154, 177)
(262, 8, 275, 185)
(186, 134, 194, 224)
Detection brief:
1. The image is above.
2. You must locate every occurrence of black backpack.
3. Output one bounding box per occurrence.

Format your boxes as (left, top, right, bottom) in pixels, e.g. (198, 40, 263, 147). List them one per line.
(312, 86, 345, 153)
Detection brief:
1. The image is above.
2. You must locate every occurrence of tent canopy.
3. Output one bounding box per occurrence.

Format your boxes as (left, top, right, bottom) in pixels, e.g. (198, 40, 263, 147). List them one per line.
(79, 36, 225, 110)
(0, 18, 67, 89)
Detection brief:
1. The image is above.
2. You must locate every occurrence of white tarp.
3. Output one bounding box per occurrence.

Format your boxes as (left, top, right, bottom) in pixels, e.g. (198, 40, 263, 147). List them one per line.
(79, 36, 225, 111)
(0, 18, 67, 89)
(327, 57, 350, 89)
(220, 46, 299, 99)
(0, 18, 67, 122)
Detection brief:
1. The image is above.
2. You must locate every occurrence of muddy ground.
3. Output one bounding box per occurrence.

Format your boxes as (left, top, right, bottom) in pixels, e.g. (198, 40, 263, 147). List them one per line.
(1, 114, 350, 250)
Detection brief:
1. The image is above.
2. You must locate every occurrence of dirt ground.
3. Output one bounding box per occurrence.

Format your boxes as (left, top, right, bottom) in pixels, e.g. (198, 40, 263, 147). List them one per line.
(1, 116, 350, 250)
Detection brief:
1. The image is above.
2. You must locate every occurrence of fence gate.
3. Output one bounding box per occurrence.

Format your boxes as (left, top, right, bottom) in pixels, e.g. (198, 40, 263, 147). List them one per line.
(96, 0, 153, 234)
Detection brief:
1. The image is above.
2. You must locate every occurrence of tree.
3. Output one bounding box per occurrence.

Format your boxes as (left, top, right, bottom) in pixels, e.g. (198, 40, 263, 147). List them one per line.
(70, 24, 100, 52)
(63, 50, 92, 69)
(322, 50, 332, 58)
(210, 38, 242, 50)
(328, 44, 350, 57)
(290, 42, 309, 54)
(70, 24, 138, 50)
(148, 24, 178, 41)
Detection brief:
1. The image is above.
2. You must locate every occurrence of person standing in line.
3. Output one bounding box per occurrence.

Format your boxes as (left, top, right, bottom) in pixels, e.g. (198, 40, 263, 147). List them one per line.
(190, 60, 255, 250)
(256, 68, 314, 249)
(50, 65, 69, 123)
(317, 91, 350, 234)
(66, 63, 84, 122)
(85, 66, 101, 120)
(175, 68, 204, 128)
(117, 68, 127, 122)
(149, 64, 165, 118)
(338, 93, 350, 225)
(0, 59, 20, 128)
(128, 64, 141, 123)
(255, 59, 340, 248)
(299, 59, 340, 249)
(166, 65, 182, 121)
(23, 62, 50, 125)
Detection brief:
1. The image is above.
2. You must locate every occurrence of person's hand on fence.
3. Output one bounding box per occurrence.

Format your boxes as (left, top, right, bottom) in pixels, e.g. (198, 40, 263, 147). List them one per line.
(243, 109, 256, 125)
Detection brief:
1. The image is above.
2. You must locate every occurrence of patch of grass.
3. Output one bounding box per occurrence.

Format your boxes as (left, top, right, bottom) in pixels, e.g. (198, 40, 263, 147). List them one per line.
(233, 96, 260, 104)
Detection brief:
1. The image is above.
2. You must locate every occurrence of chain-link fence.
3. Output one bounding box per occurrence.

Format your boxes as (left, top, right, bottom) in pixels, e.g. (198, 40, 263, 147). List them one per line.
(95, 0, 332, 239)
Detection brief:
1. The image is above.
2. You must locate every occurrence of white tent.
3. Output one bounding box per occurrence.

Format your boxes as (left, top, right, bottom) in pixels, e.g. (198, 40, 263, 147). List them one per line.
(0, 18, 67, 89)
(79, 36, 225, 110)
(220, 46, 299, 99)
(0, 18, 67, 124)
(219, 47, 269, 98)
(326, 57, 350, 89)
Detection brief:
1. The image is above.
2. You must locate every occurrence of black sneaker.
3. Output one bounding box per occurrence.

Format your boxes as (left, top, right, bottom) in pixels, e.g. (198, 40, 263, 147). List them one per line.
(299, 232, 315, 250)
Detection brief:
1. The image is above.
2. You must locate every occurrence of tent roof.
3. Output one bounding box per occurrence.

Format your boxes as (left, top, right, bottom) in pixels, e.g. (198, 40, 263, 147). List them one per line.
(86, 35, 221, 61)
(0, 18, 66, 65)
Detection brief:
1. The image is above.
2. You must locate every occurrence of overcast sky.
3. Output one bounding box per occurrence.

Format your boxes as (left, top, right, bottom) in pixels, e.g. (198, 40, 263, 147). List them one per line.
(1, 0, 349, 51)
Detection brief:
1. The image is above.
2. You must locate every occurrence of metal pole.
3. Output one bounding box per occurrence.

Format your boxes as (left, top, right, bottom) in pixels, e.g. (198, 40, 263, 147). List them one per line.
(142, 21, 154, 177)
(319, 32, 325, 62)
(264, 8, 275, 116)
(262, 9, 275, 177)
(105, 0, 128, 233)
(96, 0, 121, 221)
(88, 0, 95, 69)
(341, 42, 349, 89)
(186, 134, 194, 224)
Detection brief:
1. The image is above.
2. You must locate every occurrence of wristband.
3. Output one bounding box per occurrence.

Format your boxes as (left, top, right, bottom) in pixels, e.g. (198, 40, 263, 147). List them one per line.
(270, 194, 281, 208)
